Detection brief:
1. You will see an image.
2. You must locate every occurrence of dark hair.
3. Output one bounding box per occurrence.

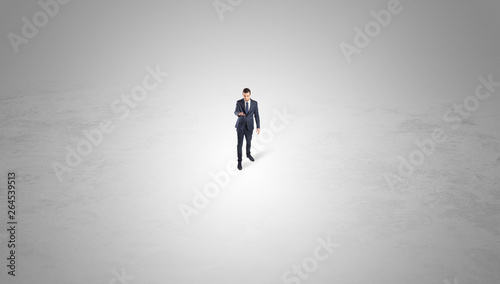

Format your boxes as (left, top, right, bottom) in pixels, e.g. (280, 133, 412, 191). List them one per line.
(243, 88, 251, 94)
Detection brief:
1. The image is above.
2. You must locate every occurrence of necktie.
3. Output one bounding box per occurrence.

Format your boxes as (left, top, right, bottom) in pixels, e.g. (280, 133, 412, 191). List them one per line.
(246, 102, 249, 113)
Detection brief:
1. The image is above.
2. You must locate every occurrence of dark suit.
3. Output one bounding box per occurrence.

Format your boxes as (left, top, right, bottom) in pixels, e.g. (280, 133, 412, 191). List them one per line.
(234, 99, 260, 162)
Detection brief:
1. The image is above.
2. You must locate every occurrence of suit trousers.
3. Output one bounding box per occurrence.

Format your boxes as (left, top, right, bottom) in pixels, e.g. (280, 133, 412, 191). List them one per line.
(237, 126, 253, 162)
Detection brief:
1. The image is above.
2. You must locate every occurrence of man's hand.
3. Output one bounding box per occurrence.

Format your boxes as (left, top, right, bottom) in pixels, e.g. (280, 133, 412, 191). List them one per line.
(256, 128, 260, 135)
(238, 112, 245, 116)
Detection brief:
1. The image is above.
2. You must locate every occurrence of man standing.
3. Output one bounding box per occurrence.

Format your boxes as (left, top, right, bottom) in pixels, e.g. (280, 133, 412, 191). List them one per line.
(234, 88, 260, 170)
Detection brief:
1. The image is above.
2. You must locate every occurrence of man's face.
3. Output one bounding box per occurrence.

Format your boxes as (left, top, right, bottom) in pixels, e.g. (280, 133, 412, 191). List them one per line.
(243, 92, 251, 102)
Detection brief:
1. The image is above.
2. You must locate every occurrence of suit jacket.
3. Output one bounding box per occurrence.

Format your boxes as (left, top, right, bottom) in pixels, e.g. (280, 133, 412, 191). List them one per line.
(234, 98, 260, 130)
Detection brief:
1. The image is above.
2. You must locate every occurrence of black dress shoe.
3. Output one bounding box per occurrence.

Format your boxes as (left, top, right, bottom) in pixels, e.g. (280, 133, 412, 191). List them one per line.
(237, 161, 242, 170)
(247, 154, 254, 162)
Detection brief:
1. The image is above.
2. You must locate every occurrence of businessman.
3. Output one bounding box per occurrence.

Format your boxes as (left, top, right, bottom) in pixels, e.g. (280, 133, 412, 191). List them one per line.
(234, 88, 260, 170)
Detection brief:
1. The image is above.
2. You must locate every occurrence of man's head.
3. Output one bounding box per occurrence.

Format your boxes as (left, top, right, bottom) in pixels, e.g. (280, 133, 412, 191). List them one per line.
(242, 88, 251, 102)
